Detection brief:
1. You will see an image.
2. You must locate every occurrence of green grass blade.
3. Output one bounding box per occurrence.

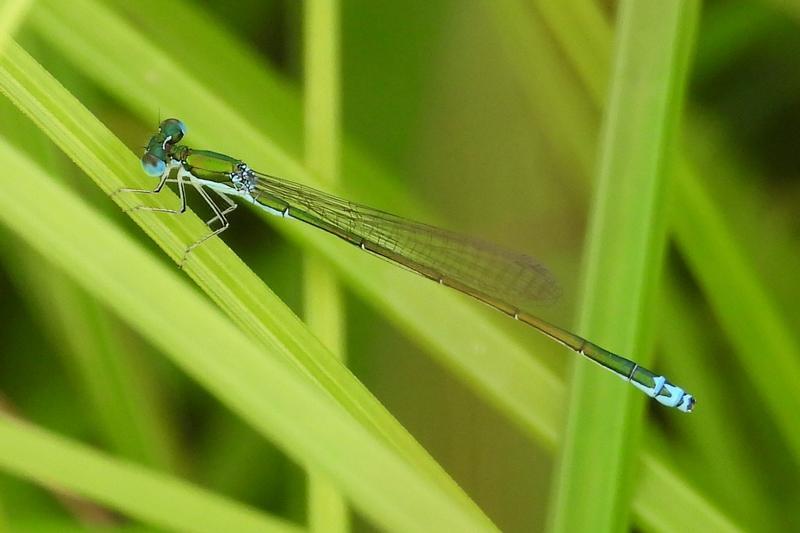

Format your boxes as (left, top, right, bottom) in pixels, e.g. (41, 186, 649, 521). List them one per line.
(0, 415, 299, 533)
(303, 1, 348, 531)
(0, 133, 495, 532)
(546, 3, 698, 532)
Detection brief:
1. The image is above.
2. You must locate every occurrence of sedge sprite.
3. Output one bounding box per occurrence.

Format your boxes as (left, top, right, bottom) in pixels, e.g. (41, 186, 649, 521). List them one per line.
(120, 118, 695, 413)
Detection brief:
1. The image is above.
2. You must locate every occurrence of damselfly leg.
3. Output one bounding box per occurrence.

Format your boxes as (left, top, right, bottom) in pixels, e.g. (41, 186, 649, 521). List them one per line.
(115, 163, 238, 266)
(115, 165, 188, 216)
(181, 181, 237, 265)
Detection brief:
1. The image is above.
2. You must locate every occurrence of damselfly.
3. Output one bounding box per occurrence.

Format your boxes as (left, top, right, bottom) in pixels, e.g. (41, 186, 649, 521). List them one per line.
(121, 118, 695, 413)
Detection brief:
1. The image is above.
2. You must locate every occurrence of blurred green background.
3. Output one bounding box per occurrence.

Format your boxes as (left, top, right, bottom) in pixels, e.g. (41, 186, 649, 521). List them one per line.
(0, 0, 798, 531)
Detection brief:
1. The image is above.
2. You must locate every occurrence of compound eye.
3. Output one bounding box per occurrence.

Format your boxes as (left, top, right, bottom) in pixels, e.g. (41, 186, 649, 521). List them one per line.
(159, 118, 187, 144)
(141, 152, 167, 176)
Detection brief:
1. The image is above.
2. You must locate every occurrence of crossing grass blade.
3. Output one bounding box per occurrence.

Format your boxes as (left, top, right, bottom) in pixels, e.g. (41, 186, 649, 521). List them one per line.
(0, 415, 300, 533)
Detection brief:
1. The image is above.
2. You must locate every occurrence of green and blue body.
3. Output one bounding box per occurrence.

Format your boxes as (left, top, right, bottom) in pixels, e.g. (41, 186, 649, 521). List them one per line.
(136, 118, 695, 413)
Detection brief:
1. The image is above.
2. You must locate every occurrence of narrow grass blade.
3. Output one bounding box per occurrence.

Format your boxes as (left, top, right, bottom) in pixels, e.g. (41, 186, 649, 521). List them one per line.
(0, 415, 299, 533)
(303, 1, 348, 531)
(547, 3, 698, 532)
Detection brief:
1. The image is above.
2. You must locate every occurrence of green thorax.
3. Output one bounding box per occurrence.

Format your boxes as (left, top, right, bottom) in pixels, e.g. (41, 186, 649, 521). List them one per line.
(171, 146, 244, 183)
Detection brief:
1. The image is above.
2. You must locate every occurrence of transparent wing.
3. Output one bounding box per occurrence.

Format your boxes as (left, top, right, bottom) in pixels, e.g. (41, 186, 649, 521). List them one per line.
(253, 172, 561, 309)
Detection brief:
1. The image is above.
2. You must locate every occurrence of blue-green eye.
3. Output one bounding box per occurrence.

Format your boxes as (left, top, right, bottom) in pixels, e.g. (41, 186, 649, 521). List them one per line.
(160, 118, 187, 144)
(141, 153, 166, 176)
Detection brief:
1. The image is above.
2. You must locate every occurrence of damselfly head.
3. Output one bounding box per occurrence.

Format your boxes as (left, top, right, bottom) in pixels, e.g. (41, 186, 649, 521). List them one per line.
(141, 119, 186, 177)
(159, 118, 187, 144)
